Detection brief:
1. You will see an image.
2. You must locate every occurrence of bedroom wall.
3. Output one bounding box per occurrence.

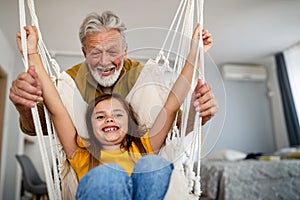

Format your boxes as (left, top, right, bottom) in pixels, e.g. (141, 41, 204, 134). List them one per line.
(0, 29, 24, 200)
(209, 56, 289, 155)
(211, 68, 276, 154)
(0, 1, 26, 199)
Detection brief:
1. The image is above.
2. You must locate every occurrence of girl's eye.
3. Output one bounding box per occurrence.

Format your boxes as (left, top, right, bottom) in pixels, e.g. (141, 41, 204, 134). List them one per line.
(96, 115, 105, 120)
(114, 113, 123, 118)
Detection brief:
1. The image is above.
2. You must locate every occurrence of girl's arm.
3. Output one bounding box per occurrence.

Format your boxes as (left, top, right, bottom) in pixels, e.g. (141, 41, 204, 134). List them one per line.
(17, 26, 78, 158)
(149, 24, 211, 152)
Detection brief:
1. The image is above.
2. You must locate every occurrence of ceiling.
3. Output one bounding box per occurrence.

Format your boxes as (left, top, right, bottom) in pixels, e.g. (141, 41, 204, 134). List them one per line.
(1, 0, 300, 67)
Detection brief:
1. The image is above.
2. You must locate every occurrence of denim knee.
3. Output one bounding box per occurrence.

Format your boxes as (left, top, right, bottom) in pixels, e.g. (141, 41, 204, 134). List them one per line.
(131, 155, 173, 200)
(133, 154, 173, 173)
(76, 164, 132, 200)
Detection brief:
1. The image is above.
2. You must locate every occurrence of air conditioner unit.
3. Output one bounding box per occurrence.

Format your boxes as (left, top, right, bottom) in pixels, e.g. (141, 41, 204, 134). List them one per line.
(221, 64, 267, 81)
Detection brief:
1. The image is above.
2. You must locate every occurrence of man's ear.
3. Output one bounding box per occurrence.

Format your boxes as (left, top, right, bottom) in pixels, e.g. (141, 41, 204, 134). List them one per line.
(123, 44, 128, 60)
(82, 47, 87, 58)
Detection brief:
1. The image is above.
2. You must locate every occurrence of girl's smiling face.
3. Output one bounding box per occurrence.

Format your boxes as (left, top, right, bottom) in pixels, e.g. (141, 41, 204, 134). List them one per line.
(91, 98, 128, 150)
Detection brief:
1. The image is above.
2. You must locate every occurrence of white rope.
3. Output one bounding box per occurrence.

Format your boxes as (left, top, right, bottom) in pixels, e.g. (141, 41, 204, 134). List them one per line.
(173, 0, 189, 74)
(178, 0, 195, 159)
(192, 0, 205, 196)
(27, 0, 55, 77)
(159, 0, 186, 58)
(182, 0, 205, 194)
(31, 108, 56, 200)
(163, 0, 188, 152)
(19, 1, 63, 199)
(19, 2, 54, 199)
(165, 0, 188, 62)
(19, 0, 28, 71)
(44, 106, 63, 200)
(182, 1, 199, 194)
(155, 0, 205, 197)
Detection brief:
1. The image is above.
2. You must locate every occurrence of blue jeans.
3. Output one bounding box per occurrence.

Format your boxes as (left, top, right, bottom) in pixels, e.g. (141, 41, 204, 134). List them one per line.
(76, 155, 173, 200)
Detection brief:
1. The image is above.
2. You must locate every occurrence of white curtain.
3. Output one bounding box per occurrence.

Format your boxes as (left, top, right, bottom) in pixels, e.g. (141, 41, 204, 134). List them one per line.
(284, 42, 300, 125)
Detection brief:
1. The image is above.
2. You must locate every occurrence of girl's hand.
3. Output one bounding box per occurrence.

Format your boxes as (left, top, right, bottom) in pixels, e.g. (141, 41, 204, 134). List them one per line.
(188, 24, 213, 64)
(202, 28, 213, 53)
(16, 26, 39, 55)
(190, 24, 213, 53)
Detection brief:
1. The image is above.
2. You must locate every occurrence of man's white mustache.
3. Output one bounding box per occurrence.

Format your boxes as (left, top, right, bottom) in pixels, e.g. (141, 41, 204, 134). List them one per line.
(96, 66, 116, 72)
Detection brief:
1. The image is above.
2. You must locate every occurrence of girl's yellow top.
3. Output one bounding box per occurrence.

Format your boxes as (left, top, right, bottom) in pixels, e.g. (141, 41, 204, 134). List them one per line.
(68, 133, 153, 180)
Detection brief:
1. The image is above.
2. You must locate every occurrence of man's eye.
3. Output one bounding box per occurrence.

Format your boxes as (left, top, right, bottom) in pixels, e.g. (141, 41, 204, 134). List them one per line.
(91, 52, 100, 57)
(108, 51, 118, 56)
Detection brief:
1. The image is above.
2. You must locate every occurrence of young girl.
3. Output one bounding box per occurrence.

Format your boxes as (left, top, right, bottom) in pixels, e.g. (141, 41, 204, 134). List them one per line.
(18, 24, 212, 199)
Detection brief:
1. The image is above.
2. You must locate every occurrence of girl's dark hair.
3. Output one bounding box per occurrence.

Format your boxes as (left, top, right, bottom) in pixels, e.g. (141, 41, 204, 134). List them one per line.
(85, 93, 147, 167)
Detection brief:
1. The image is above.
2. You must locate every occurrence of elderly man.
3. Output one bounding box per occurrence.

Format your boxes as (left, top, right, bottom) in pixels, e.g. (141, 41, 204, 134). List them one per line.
(10, 10, 218, 136)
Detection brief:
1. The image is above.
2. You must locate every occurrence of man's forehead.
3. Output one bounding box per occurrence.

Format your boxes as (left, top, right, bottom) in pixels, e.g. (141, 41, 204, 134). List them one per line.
(86, 31, 122, 50)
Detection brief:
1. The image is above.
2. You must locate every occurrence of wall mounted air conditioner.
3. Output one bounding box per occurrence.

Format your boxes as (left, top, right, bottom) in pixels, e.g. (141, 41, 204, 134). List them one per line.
(221, 64, 267, 82)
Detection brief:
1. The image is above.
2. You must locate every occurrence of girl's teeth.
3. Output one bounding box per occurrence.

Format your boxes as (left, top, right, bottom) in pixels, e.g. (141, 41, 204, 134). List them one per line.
(104, 127, 117, 132)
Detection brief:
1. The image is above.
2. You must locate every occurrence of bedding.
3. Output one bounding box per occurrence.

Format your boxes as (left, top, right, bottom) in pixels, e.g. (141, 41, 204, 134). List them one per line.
(200, 159, 300, 200)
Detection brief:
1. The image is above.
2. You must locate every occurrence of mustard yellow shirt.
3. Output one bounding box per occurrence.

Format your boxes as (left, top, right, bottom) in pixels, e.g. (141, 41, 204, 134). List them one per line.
(68, 133, 153, 180)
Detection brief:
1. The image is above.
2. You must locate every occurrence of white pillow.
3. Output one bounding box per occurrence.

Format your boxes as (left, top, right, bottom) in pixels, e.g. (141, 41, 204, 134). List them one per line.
(205, 149, 247, 161)
(126, 59, 175, 129)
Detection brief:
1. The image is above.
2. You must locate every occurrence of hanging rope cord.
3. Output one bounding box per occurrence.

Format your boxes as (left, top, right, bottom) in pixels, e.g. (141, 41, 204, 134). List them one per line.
(19, 0, 63, 199)
(155, 0, 205, 196)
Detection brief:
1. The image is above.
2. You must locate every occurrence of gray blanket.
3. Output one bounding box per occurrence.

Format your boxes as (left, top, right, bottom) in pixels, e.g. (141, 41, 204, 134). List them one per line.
(200, 160, 300, 200)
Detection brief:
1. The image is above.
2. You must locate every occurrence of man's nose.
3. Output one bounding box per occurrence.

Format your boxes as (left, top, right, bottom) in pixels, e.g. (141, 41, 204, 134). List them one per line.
(99, 53, 111, 66)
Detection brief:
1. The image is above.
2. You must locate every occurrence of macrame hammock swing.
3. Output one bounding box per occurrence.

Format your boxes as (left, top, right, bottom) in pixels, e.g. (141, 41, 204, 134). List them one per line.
(19, 0, 206, 199)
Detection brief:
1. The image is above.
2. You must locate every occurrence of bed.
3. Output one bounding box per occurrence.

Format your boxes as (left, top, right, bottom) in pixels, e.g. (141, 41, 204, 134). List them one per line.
(200, 159, 300, 200)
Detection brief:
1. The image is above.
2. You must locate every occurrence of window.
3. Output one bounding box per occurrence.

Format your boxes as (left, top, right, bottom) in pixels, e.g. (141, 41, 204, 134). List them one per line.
(284, 43, 300, 126)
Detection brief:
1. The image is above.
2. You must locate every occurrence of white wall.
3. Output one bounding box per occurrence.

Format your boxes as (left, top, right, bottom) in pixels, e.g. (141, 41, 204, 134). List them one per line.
(209, 56, 289, 154)
(195, 57, 276, 155)
(0, 1, 25, 199)
(213, 73, 275, 153)
(0, 29, 23, 200)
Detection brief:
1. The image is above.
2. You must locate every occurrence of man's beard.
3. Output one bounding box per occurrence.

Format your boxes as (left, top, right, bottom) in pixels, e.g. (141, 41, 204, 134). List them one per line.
(88, 60, 123, 87)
